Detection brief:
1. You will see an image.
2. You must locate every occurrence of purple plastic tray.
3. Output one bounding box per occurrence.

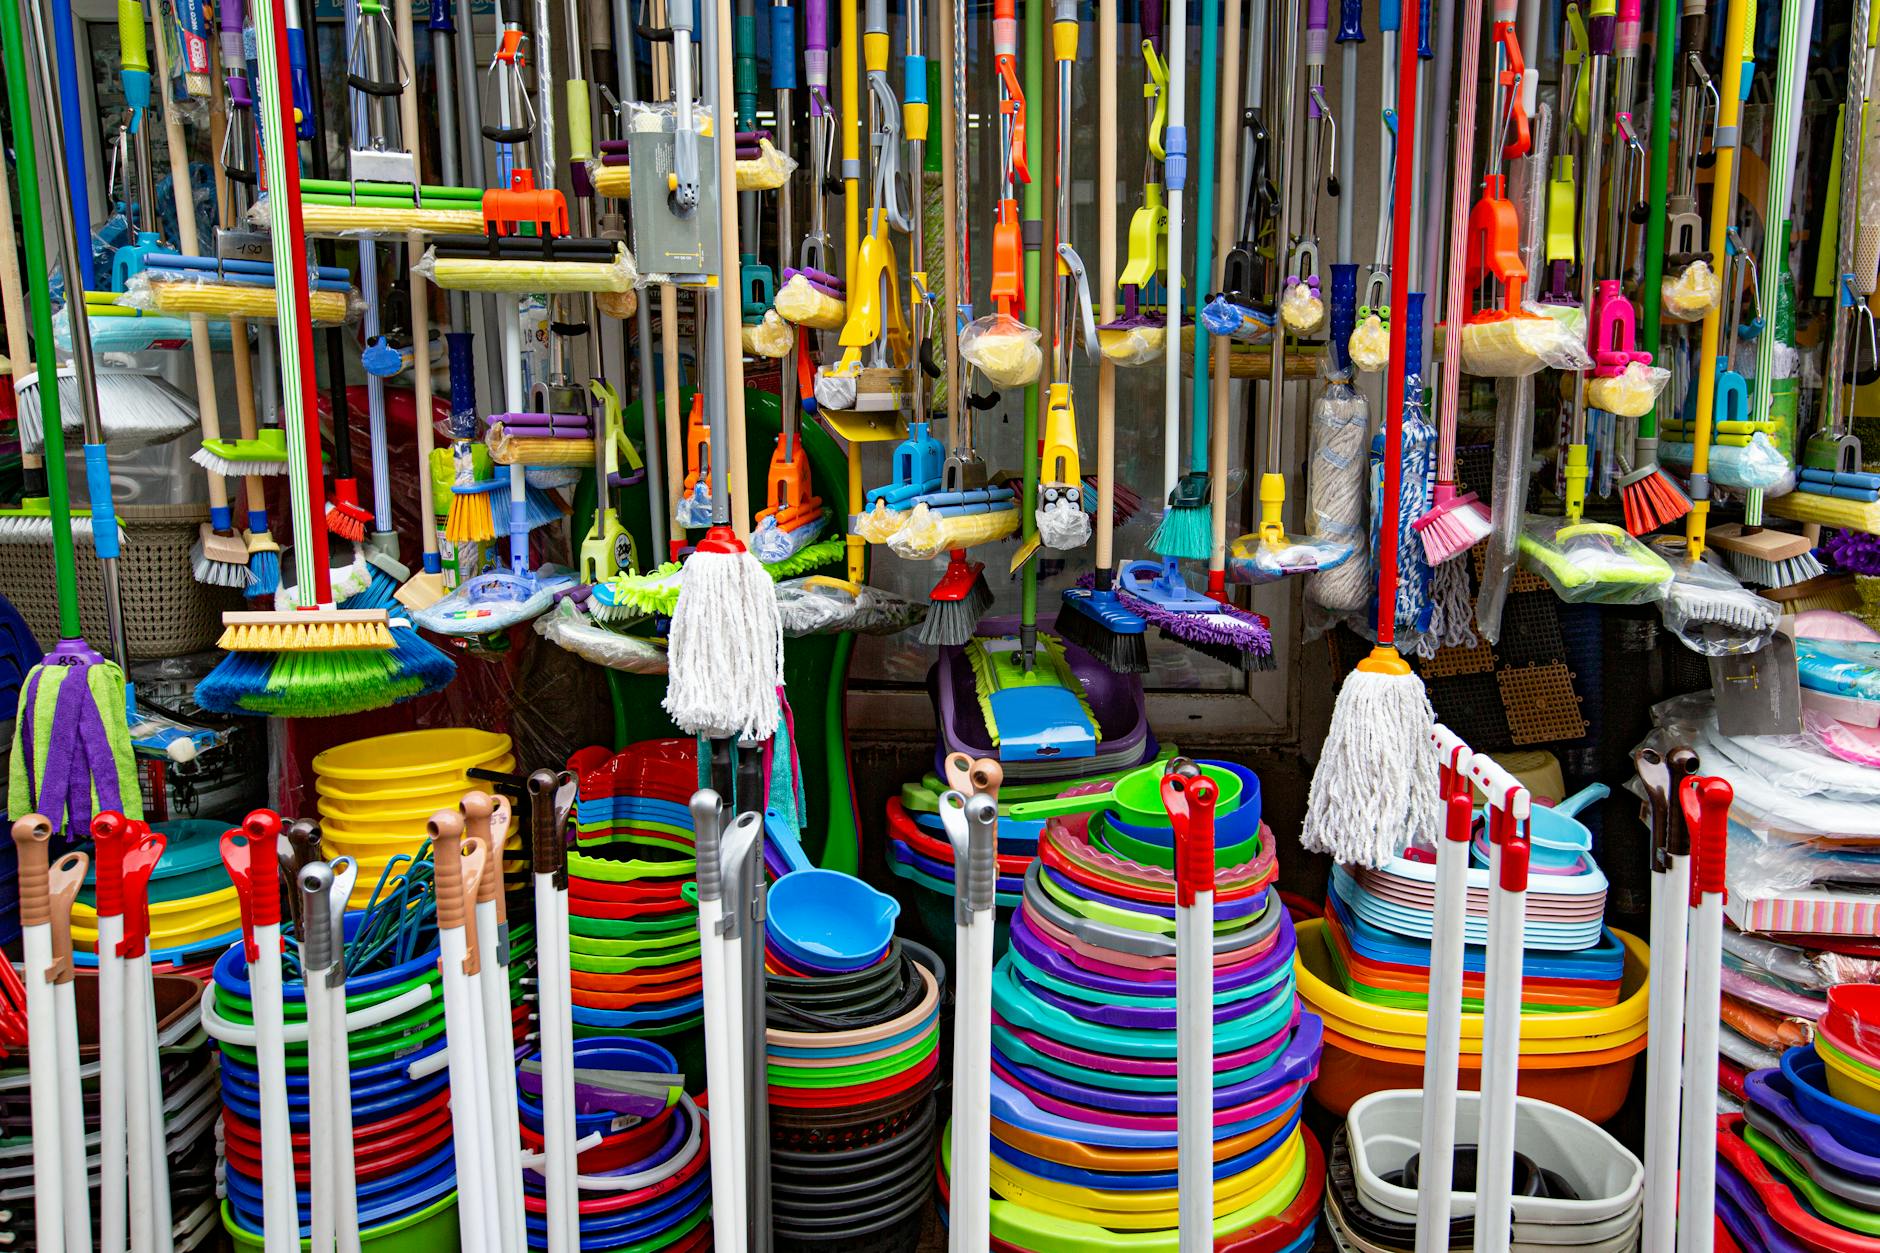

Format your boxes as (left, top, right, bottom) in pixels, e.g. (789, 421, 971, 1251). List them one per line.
(1745, 1067, 1880, 1181)
(1040, 860, 1269, 923)
(1715, 1155, 1809, 1253)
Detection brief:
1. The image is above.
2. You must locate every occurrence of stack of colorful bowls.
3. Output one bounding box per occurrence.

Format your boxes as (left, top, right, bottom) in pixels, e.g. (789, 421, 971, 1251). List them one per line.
(1329, 1090, 1644, 1251)
(314, 729, 516, 906)
(210, 918, 460, 1247)
(517, 1036, 713, 1251)
(767, 936, 946, 1252)
(887, 621, 1163, 954)
(1723, 987, 1880, 1250)
(0, 972, 222, 1249)
(565, 742, 705, 1066)
(938, 786, 1326, 1252)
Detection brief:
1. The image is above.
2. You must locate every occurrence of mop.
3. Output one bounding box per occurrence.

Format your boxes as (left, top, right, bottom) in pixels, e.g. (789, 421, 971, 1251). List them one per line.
(1415, 727, 1474, 1253)
(1055, 0, 1148, 671)
(1098, 3, 1169, 368)
(12, 817, 70, 1253)
(774, 0, 848, 330)
(1471, 753, 1531, 1253)
(530, 770, 579, 1253)
(942, 785, 999, 1253)
(1299, 0, 1441, 867)
(465, 793, 526, 1253)
(223, 812, 295, 1253)
(1166, 770, 1217, 1252)
(1676, 774, 1732, 1253)
(1636, 744, 1695, 1253)
(693, 791, 744, 1253)
(296, 862, 341, 1253)
(1347, 0, 1399, 375)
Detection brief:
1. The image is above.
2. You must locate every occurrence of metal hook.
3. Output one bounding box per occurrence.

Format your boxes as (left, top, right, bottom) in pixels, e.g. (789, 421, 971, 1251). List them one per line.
(1310, 85, 1339, 197)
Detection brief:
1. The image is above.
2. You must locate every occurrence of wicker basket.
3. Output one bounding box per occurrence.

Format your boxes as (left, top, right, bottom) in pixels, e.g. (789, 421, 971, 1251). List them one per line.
(0, 503, 244, 659)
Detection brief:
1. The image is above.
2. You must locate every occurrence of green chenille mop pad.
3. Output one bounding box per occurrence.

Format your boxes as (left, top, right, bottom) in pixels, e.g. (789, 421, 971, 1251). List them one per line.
(9, 657, 143, 822)
(591, 536, 849, 620)
(1516, 518, 1675, 605)
(964, 635, 1102, 756)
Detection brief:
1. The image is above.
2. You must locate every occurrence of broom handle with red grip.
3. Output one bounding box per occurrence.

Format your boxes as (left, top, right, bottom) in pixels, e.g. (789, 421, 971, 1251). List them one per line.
(1376, 0, 1421, 649)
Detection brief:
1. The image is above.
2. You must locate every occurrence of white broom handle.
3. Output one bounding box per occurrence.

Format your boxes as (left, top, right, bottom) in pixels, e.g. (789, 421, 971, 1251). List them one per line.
(330, 969, 363, 1253)
(306, 970, 336, 1253)
(1677, 895, 1722, 1253)
(1176, 889, 1213, 1250)
(534, 870, 578, 1253)
(1416, 830, 1470, 1252)
(96, 913, 129, 1253)
(24, 919, 66, 1253)
(716, 811, 763, 1246)
(475, 897, 526, 1253)
(53, 977, 90, 1253)
(1641, 856, 1688, 1253)
(251, 923, 296, 1253)
(138, 953, 175, 1253)
(126, 950, 156, 1250)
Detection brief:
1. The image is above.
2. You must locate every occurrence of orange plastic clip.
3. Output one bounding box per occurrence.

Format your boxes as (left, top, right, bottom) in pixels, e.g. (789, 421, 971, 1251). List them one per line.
(484, 168, 569, 238)
(682, 393, 711, 493)
(991, 200, 1025, 317)
(758, 433, 823, 532)
(1495, 23, 1531, 161)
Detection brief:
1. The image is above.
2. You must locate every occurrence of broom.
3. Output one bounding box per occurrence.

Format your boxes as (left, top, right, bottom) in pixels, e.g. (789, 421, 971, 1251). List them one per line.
(194, 0, 452, 717)
(1054, 0, 1147, 673)
(1300, 0, 1441, 867)
(4, 0, 142, 831)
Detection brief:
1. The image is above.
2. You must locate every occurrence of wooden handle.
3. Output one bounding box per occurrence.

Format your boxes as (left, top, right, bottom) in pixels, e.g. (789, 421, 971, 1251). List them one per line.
(11, 815, 52, 929)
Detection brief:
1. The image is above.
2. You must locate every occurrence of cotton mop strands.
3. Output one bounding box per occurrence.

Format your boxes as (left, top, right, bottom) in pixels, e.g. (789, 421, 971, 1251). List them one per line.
(1299, 0, 1440, 868)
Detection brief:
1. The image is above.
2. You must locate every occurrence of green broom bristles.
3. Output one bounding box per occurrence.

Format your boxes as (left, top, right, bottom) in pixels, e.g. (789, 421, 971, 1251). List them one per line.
(193, 625, 454, 716)
(1149, 503, 1213, 561)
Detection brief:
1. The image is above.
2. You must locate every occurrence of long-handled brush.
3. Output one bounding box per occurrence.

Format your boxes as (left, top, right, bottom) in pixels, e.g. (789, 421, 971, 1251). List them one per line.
(1300, 0, 1441, 868)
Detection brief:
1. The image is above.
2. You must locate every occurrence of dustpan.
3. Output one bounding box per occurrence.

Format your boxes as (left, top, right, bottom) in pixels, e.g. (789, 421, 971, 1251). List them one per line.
(1516, 517, 1673, 604)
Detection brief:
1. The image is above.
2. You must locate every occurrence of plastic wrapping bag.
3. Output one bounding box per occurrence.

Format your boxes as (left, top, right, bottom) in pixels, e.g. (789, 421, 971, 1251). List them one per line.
(259, 198, 487, 239)
(885, 502, 1018, 561)
(1476, 374, 1539, 644)
(417, 244, 640, 294)
(534, 597, 670, 672)
(674, 479, 715, 530)
(589, 134, 797, 198)
(1659, 431, 1795, 493)
(1648, 536, 1780, 655)
(773, 272, 847, 329)
(743, 309, 794, 358)
(597, 288, 639, 320)
(1036, 495, 1092, 550)
(124, 269, 358, 325)
(1460, 307, 1597, 377)
(1662, 259, 1722, 322)
(1585, 360, 1671, 418)
(851, 500, 912, 544)
(774, 577, 926, 636)
(1348, 310, 1391, 373)
(960, 313, 1043, 387)
(1516, 516, 1673, 604)
(1279, 281, 1326, 334)
(1796, 638, 1880, 700)
(1200, 295, 1276, 344)
(750, 509, 830, 563)
(1097, 320, 1167, 367)
(1297, 378, 1370, 608)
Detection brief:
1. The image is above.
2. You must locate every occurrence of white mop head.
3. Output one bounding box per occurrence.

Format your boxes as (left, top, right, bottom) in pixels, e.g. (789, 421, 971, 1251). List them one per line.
(662, 536, 785, 741)
(1301, 662, 1442, 867)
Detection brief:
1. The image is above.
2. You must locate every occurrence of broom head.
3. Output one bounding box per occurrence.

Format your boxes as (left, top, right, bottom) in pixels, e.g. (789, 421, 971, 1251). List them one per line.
(216, 609, 396, 652)
(1412, 487, 1493, 564)
(1618, 464, 1692, 536)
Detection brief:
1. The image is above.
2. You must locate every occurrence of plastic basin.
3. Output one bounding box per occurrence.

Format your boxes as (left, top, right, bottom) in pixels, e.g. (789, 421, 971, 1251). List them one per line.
(767, 869, 900, 968)
(315, 758, 516, 804)
(1817, 1035, 1880, 1116)
(221, 1192, 457, 1250)
(313, 728, 511, 785)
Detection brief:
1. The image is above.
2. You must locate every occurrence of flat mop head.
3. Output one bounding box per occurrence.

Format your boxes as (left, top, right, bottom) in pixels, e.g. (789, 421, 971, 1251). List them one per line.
(410, 567, 577, 636)
(1115, 561, 1274, 671)
(1300, 649, 1441, 867)
(10, 639, 143, 827)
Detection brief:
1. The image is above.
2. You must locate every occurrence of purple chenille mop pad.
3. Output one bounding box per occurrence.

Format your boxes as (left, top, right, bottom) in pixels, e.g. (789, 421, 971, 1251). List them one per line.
(1824, 529, 1880, 577)
(1080, 567, 1274, 670)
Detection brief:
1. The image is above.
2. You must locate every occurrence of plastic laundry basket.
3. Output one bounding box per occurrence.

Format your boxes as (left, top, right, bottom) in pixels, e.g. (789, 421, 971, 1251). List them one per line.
(0, 503, 243, 658)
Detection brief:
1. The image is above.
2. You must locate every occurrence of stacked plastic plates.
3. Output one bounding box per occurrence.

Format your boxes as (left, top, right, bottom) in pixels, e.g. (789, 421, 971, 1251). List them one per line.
(314, 728, 516, 906)
(0, 839, 17, 945)
(939, 802, 1326, 1252)
(1726, 1008, 1880, 1253)
(1327, 1090, 1644, 1251)
(211, 922, 460, 1246)
(567, 739, 697, 851)
(767, 937, 946, 1252)
(517, 1036, 713, 1252)
(70, 819, 242, 977)
(0, 972, 222, 1250)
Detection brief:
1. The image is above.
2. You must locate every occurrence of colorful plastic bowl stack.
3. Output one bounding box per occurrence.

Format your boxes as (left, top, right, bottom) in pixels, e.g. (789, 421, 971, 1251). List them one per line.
(887, 624, 1159, 954)
(314, 728, 517, 907)
(211, 921, 460, 1246)
(766, 936, 947, 1252)
(939, 799, 1327, 1252)
(1720, 986, 1880, 1251)
(1300, 804, 1649, 1123)
(517, 1036, 714, 1252)
(0, 972, 223, 1249)
(1327, 1090, 1644, 1251)
(565, 742, 705, 1056)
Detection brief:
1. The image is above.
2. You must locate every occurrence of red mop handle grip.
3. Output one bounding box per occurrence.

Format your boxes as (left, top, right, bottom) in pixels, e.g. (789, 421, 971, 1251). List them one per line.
(1165, 775, 1217, 907)
(91, 809, 130, 918)
(119, 825, 167, 959)
(1499, 834, 1530, 892)
(223, 809, 283, 960)
(1684, 776, 1732, 903)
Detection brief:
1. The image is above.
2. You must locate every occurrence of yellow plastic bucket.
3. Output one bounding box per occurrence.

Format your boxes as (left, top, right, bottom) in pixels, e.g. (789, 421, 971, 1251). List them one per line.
(313, 729, 512, 787)
(315, 758, 516, 804)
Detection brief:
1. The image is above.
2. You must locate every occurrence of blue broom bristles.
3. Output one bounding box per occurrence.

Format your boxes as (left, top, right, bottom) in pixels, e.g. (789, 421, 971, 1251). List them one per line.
(389, 623, 457, 693)
(342, 564, 402, 611)
(194, 650, 274, 714)
(245, 546, 280, 598)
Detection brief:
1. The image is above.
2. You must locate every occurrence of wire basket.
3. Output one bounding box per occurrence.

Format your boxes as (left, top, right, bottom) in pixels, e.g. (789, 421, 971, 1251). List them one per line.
(0, 503, 244, 659)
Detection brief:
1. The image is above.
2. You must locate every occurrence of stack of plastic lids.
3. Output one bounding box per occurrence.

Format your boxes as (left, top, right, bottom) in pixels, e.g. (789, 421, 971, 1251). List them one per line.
(767, 930, 946, 1253)
(516, 1036, 714, 1252)
(1299, 790, 1649, 1124)
(1329, 1090, 1644, 1251)
(0, 839, 15, 945)
(938, 773, 1326, 1251)
(0, 972, 222, 1249)
(565, 741, 704, 1055)
(313, 729, 516, 906)
(70, 819, 244, 977)
(1723, 987, 1880, 1251)
(890, 625, 1164, 956)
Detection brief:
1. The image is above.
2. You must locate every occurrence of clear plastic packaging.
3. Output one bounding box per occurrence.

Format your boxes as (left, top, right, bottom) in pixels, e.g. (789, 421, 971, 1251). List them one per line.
(960, 313, 1043, 387)
(1796, 638, 1880, 700)
(597, 288, 639, 320)
(850, 500, 912, 544)
(124, 269, 359, 325)
(674, 480, 715, 530)
(1200, 295, 1276, 344)
(773, 272, 847, 328)
(742, 309, 794, 358)
(774, 577, 926, 636)
(1348, 310, 1391, 373)
(416, 244, 640, 294)
(1516, 516, 1674, 604)
(1460, 306, 1597, 377)
(1476, 374, 1539, 644)
(1586, 360, 1672, 418)
(251, 197, 487, 239)
(589, 133, 796, 199)
(1661, 259, 1722, 322)
(1035, 496, 1092, 550)
(1279, 280, 1326, 334)
(1096, 321, 1167, 367)
(885, 502, 1018, 561)
(1658, 431, 1795, 493)
(534, 597, 670, 672)
(1648, 536, 1781, 655)
(1304, 375, 1372, 611)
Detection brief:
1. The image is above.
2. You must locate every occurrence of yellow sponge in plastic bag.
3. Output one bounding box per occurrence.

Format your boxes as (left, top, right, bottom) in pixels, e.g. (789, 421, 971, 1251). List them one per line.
(961, 313, 1043, 387)
(1098, 321, 1167, 367)
(1348, 312, 1391, 372)
(588, 137, 798, 198)
(743, 309, 794, 358)
(1661, 260, 1721, 323)
(1280, 281, 1326, 335)
(886, 502, 1020, 561)
(1460, 309, 1594, 377)
(852, 501, 912, 544)
(774, 272, 847, 329)
(597, 288, 639, 319)
(1586, 360, 1671, 419)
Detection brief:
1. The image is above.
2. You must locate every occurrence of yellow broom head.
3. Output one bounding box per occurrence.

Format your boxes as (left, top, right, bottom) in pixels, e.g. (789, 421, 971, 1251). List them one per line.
(445, 489, 497, 543)
(216, 609, 396, 651)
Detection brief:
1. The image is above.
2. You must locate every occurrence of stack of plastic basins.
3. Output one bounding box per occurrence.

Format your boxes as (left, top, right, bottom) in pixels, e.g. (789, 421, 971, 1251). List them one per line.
(313, 728, 516, 907)
(766, 936, 947, 1252)
(938, 766, 1325, 1251)
(0, 971, 222, 1249)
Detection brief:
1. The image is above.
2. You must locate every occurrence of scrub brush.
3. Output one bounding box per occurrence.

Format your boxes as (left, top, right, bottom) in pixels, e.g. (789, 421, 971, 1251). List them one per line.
(1706, 523, 1826, 588)
(917, 551, 995, 646)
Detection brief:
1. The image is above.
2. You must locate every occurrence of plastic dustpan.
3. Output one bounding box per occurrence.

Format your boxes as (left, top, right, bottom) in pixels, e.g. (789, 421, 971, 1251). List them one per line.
(1516, 518, 1674, 605)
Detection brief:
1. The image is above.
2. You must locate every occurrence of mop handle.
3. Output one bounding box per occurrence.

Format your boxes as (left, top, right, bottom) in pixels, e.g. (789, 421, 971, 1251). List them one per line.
(46, 850, 84, 981)
(93, 809, 130, 919)
(1374, 0, 1422, 652)
(13, 815, 53, 940)
(530, 769, 571, 888)
(1166, 774, 1217, 907)
(1436, 0, 1487, 485)
(223, 811, 283, 963)
(1683, 776, 1731, 904)
(119, 830, 165, 961)
(1471, 755, 1531, 826)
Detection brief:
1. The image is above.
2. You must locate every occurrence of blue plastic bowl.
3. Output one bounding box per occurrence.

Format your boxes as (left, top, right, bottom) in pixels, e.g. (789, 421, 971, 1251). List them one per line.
(1782, 1046, 1880, 1157)
(213, 911, 441, 1001)
(766, 869, 899, 970)
(1098, 761, 1264, 848)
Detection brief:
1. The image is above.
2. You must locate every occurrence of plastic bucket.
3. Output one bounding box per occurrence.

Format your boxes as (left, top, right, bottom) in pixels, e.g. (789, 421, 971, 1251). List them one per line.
(314, 728, 511, 784)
